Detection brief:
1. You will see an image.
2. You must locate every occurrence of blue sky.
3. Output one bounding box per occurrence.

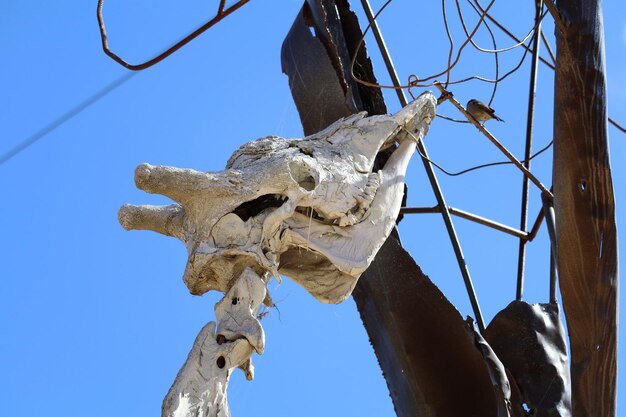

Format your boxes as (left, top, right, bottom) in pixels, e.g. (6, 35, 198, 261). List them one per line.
(1, 1, 625, 416)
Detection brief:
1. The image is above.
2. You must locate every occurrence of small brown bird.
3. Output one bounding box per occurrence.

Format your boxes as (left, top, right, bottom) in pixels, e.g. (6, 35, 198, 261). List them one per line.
(466, 99, 504, 123)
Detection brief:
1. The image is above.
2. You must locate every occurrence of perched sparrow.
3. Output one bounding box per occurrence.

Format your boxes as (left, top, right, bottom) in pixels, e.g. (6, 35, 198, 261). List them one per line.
(466, 99, 504, 123)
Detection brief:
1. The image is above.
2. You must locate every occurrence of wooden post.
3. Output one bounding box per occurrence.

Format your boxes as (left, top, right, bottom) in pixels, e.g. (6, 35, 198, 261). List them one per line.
(553, 1, 618, 416)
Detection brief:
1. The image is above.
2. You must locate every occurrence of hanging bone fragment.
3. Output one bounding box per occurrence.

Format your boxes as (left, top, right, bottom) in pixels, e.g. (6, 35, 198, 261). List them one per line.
(119, 91, 437, 304)
(162, 268, 266, 417)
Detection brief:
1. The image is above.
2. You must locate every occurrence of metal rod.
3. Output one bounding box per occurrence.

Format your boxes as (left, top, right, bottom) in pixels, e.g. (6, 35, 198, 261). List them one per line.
(359, 0, 407, 106)
(360, 0, 485, 332)
(549, 252, 557, 303)
(527, 208, 546, 241)
(435, 83, 553, 200)
(97, 0, 250, 71)
(542, 0, 568, 34)
(401, 206, 529, 239)
(401, 206, 441, 214)
(541, 193, 558, 303)
(448, 207, 528, 239)
(540, 28, 556, 64)
(416, 143, 486, 332)
(516, 0, 543, 301)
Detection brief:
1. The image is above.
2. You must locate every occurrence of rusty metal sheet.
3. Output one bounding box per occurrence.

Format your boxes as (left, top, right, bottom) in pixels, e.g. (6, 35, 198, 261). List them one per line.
(281, 0, 386, 135)
(466, 317, 513, 417)
(484, 301, 572, 417)
(353, 233, 498, 417)
(329, 0, 387, 117)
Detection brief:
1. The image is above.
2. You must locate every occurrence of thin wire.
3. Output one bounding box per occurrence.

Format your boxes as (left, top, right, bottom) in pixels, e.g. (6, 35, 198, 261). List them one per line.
(471, 3, 626, 135)
(412, 136, 553, 177)
(442, 10, 547, 86)
(0, 73, 136, 166)
(434, 34, 534, 124)
(97, 0, 250, 71)
(609, 118, 626, 134)
(350, 0, 403, 91)
(460, 0, 533, 53)
(443, 0, 502, 98)
(462, 0, 540, 54)
(440, 7, 548, 88)
(462, 0, 499, 105)
(351, 0, 545, 94)
(351, 0, 496, 91)
(425, 0, 498, 86)
(442, 0, 455, 87)
(446, 38, 532, 85)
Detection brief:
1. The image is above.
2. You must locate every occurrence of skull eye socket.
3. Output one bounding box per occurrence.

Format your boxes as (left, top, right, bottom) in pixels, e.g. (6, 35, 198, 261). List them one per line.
(297, 175, 316, 191)
(231, 194, 288, 221)
(289, 160, 318, 191)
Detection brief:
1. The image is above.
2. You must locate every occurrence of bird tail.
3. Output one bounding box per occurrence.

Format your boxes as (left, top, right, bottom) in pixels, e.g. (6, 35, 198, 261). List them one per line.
(493, 114, 505, 122)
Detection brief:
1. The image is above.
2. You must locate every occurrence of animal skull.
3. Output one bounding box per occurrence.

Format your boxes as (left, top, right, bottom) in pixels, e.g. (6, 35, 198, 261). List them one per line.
(119, 92, 436, 304)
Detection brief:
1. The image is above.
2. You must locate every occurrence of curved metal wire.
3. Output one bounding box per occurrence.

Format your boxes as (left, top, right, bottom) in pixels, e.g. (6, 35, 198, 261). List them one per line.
(97, 0, 250, 70)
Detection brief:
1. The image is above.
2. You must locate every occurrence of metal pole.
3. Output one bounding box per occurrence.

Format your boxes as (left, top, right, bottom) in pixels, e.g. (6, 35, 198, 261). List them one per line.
(360, 0, 485, 331)
(541, 193, 558, 303)
(516, 0, 543, 301)
(401, 206, 529, 239)
(549, 254, 557, 303)
(359, 0, 406, 106)
(527, 208, 546, 241)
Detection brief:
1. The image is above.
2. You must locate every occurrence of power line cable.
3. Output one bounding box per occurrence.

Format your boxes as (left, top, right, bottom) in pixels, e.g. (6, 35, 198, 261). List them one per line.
(0, 72, 136, 166)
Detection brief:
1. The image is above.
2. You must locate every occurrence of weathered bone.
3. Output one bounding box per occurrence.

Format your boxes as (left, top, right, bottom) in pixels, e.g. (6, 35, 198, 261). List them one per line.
(215, 268, 266, 356)
(124, 93, 436, 417)
(119, 92, 436, 303)
(119, 204, 185, 239)
(162, 268, 266, 417)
